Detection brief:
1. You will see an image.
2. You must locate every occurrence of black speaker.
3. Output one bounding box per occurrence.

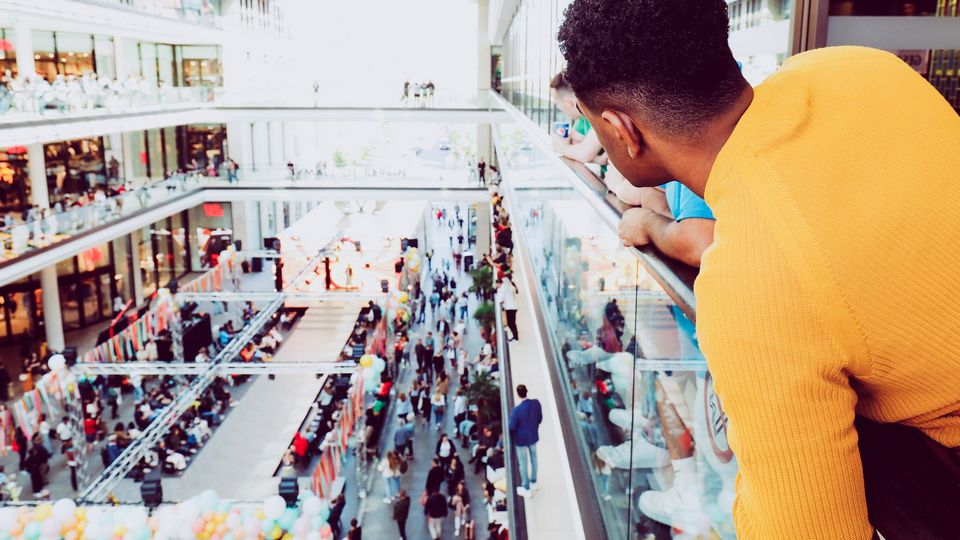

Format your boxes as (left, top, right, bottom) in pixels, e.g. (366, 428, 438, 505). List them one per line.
(251, 257, 263, 272)
(141, 477, 163, 508)
(234, 240, 242, 251)
(279, 477, 299, 507)
(380, 279, 389, 293)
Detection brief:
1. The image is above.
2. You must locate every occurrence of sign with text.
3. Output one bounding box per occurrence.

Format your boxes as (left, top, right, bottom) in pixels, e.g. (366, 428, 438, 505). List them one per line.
(896, 50, 930, 75)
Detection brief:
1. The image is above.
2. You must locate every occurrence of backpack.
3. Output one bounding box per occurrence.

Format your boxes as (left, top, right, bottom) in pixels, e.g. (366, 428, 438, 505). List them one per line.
(399, 460, 408, 474)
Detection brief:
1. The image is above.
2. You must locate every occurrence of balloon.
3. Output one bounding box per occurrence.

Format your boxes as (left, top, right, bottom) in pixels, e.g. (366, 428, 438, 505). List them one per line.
(309, 516, 324, 531)
(123, 508, 147, 530)
(293, 518, 310, 537)
(270, 525, 282, 540)
(23, 522, 40, 540)
(263, 495, 286, 521)
(279, 509, 297, 531)
(225, 513, 242, 531)
(47, 354, 66, 372)
(243, 516, 260, 536)
(358, 355, 373, 368)
(178, 499, 201, 522)
(39, 520, 58, 537)
(0, 508, 17, 529)
(34, 504, 52, 521)
(198, 490, 220, 513)
(318, 523, 332, 540)
(305, 532, 321, 540)
(300, 497, 323, 517)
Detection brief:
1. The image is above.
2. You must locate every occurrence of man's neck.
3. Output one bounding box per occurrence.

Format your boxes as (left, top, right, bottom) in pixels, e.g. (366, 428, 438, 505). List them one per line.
(671, 85, 754, 199)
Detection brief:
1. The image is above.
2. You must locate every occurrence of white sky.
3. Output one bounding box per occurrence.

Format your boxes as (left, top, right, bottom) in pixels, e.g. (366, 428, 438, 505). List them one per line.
(287, 0, 479, 102)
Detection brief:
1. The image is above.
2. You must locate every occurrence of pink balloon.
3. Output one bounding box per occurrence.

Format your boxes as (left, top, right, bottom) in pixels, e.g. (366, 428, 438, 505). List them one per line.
(319, 523, 332, 539)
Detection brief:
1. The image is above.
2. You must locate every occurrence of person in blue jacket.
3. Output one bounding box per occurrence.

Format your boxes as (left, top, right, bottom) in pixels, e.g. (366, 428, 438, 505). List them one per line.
(508, 384, 543, 497)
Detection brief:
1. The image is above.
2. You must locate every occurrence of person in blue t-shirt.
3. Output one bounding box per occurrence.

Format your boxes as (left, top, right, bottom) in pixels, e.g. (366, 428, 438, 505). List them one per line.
(618, 180, 715, 267)
(508, 384, 543, 498)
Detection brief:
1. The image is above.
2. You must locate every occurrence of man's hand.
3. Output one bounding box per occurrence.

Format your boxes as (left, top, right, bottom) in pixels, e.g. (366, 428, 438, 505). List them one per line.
(591, 153, 609, 166)
(619, 207, 655, 247)
(551, 133, 571, 152)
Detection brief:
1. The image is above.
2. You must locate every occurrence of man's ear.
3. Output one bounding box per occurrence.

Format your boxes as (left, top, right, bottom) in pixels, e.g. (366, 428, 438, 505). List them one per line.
(601, 110, 642, 159)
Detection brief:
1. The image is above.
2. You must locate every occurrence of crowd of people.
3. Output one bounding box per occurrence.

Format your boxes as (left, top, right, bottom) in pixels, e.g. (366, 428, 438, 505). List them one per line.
(401, 80, 436, 108)
(0, 71, 211, 118)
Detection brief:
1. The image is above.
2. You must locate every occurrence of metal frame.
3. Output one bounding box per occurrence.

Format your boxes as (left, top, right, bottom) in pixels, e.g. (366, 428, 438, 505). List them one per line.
(176, 291, 386, 302)
(74, 361, 358, 376)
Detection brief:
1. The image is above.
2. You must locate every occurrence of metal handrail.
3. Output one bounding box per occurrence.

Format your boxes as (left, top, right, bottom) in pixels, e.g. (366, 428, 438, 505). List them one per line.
(490, 203, 528, 540)
(487, 90, 698, 322)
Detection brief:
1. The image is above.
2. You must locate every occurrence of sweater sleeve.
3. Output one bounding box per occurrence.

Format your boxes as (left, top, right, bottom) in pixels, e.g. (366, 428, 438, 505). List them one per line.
(697, 248, 873, 539)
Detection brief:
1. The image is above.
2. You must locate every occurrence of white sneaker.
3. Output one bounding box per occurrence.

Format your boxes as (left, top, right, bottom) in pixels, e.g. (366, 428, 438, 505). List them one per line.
(603, 494, 612, 501)
(596, 437, 670, 469)
(530, 482, 539, 491)
(516, 486, 532, 498)
(638, 485, 711, 535)
(383, 497, 392, 504)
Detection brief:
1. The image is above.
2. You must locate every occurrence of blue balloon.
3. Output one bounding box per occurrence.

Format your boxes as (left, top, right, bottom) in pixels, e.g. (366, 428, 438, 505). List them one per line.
(279, 508, 298, 530)
(23, 523, 40, 540)
(262, 519, 275, 534)
(135, 525, 152, 540)
(310, 516, 325, 531)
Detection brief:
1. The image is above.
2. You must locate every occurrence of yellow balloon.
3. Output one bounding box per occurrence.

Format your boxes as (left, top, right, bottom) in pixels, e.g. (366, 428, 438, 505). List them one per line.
(359, 355, 373, 368)
(270, 525, 282, 540)
(282, 534, 294, 540)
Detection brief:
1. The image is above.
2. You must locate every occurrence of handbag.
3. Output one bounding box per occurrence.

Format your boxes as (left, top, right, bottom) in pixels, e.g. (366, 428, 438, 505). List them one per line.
(419, 490, 428, 506)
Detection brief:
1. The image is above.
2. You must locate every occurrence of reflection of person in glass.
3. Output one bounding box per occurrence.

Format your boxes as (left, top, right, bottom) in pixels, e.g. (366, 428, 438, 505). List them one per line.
(559, 1, 960, 538)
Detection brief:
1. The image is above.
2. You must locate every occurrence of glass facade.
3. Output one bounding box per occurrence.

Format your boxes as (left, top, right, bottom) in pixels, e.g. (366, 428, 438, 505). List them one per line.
(44, 137, 107, 206)
(495, 122, 736, 539)
(0, 28, 17, 77)
(30, 31, 109, 81)
(0, 146, 31, 212)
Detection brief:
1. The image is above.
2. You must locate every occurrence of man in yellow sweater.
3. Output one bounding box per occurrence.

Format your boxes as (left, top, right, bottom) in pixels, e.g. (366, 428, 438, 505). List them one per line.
(559, 1, 960, 538)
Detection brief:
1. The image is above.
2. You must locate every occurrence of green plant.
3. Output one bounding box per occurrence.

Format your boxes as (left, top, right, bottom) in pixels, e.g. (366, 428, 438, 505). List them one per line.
(473, 301, 496, 332)
(468, 265, 494, 299)
(463, 370, 503, 428)
(332, 150, 347, 168)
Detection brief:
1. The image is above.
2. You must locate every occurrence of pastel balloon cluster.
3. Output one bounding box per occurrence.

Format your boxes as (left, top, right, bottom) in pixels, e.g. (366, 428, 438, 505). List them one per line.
(358, 354, 385, 392)
(403, 248, 420, 273)
(0, 491, 333, 540)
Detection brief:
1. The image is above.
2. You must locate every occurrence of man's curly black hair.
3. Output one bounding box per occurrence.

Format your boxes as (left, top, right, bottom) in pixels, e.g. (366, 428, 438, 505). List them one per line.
(558, 0, 746, 138)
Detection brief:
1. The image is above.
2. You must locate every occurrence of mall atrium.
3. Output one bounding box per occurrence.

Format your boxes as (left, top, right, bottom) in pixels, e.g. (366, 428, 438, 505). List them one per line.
(0, 1, 957, 539)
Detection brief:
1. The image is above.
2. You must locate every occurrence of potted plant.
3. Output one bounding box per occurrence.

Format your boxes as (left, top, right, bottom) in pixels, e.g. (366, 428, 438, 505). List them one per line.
(468, 264, 494, 301)
(463, 370, 503, 429)
(473, 301, 496, 340)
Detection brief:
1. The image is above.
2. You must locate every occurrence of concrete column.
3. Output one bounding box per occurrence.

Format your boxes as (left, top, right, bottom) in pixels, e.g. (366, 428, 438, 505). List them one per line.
(477, 123, 492, 163)
(475, 200, 491, 256)
(274, 201, 285, 230)
(283, 122, 297, 163)
(120, 132, 140, 185)
(129, 230, 145, 305)
(252, 122, 269, 172)
(477, 0, 492, 94)
(226, 121, 253, 169)
(268, 122, 284, 166)
(26, 143, 48, 208)
(27, 144, 65, 350)
(13, 21, 35, 77)
(40, 268, 64, 352)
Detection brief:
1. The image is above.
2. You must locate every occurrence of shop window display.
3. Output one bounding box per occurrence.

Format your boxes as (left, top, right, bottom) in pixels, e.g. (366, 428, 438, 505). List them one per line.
(43, 137, 107, 206)
(0, 28, 17, 78)
(0, 146, 31, 212)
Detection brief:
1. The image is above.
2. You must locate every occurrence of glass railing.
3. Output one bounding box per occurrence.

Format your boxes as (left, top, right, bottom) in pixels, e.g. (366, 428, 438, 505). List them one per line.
(493, 118, 736, 539)
(0, 173, 207, 263)
(73, 0, 223, 27)
(0, 82, 214, 122)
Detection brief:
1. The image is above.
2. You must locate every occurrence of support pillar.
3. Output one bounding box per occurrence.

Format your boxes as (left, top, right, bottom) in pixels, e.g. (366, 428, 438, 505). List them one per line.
(252, 122, 269, 172)
(475, 201, 491, 256)
(28, 144, 65, 350)
(478, 124, 492, 164)
(130, 230, 145, 305)
(268, 122, 284, 167)
(13, 21, 35, 78)
(477, 0, 493, 163)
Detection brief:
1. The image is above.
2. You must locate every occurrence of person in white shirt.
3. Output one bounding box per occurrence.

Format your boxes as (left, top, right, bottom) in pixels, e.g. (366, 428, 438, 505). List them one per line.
(495, 276, 519, 341)
(143, 339, 159, 362)
(55, 419, 73, 450)
(166, 451, 187, 471)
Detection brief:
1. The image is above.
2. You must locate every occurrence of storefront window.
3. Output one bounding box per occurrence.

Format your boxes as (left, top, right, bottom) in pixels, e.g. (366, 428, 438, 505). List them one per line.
(43, 137, 106, 206)
(123, 131, 148, 181)
(146, 129, 164, 179)
(189, 202, 233, 268)
(0, 29, 17, 77)
(171, 211, 189, 276)
(163, 127, 179, 174)
(94, 35, 116, 79)
(32, 30, 58, 82)
(55, 32, 95, 76)
(829, 0, 939, 15)
(140, 42, 158, 87)
(157, 44, 176, 86)
(139, 226, 157, 297)
(119, 38, 141, 79)
(178, 45, 223, 87)
(183, 125, 226, 170)
(153, 217, 175, 286)
(0, 146, 31, 212)
(111, 236, 135, 303)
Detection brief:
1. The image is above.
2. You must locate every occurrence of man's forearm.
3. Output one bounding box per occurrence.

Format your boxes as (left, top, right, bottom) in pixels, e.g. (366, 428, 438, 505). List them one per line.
(640, 212, 704, 267)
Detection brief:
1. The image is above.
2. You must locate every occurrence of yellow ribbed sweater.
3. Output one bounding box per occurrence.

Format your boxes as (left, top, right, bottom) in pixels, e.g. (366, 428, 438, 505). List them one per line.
(696, 46, 960, 539)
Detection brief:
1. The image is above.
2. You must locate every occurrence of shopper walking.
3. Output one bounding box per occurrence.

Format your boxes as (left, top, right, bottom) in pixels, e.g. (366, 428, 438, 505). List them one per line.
(435, 433, 457, 469)
(425, 458, 445, 495)
(430, 391, 446, 431)
(496, 275, 520, 341)
(378, 451, 402, 503)
(424, 490, 448, 539)
(452, 481, 471, 535)
(508, 384, 542, 497)
(393, 489, 411, 540)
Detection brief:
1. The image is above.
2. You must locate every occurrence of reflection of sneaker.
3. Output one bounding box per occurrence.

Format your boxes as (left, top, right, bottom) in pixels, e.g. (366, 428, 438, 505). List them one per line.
(607, 408, 647, 431)
(596, 437, 669, 469)
(638, 485, 711, 535)
(516, 487, 532, 498)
